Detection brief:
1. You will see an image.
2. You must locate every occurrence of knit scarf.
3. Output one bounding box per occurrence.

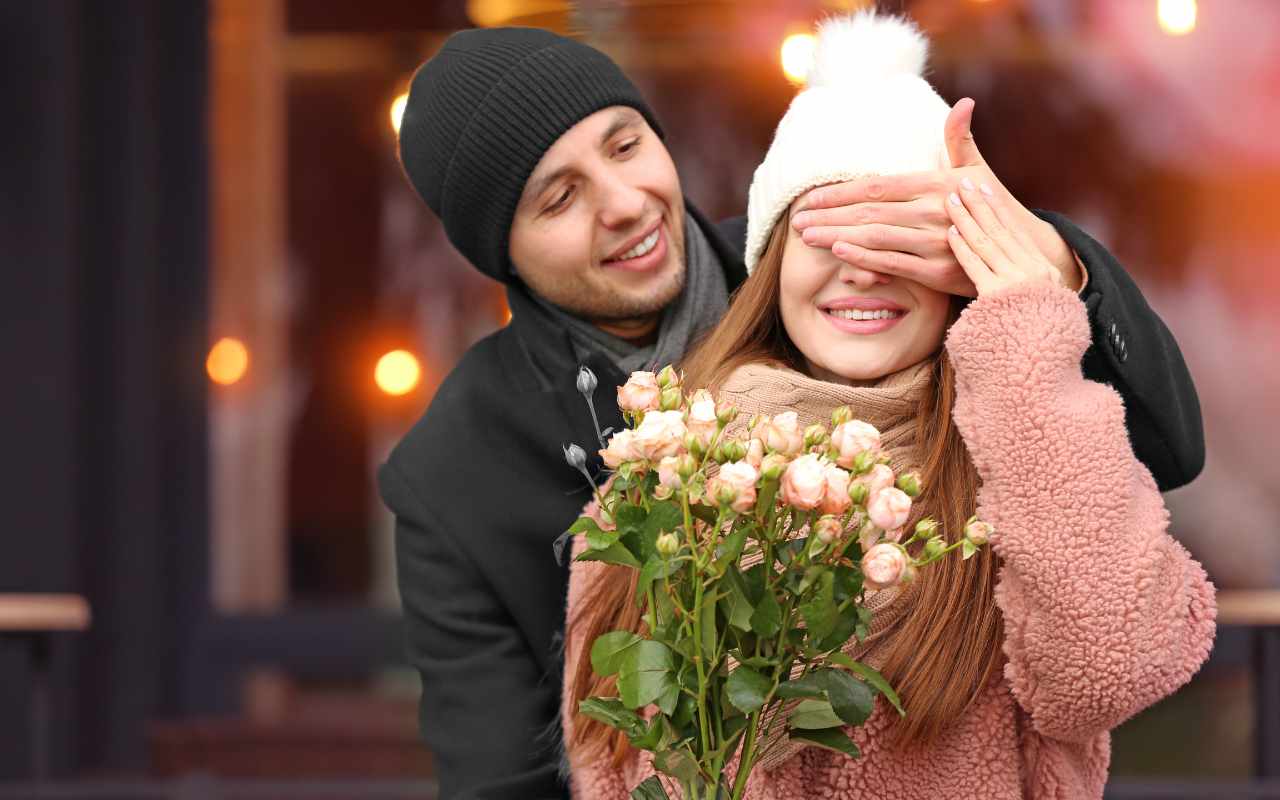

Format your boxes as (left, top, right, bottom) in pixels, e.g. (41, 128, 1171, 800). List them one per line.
(531, 210, 729, 377)
(715, 357, 935, 770)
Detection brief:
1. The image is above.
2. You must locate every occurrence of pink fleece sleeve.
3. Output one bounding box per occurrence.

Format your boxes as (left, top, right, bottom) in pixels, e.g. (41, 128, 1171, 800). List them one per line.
(944, 281, 1216, 744)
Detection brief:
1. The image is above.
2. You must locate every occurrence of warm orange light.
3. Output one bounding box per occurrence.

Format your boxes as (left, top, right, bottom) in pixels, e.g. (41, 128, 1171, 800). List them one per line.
(390, 91, 409, 135)
(207, 337, 249, 386)
(1157, 0, 1196, 35)
(376, 349, 421, 396)
(780, 33, 817, 85)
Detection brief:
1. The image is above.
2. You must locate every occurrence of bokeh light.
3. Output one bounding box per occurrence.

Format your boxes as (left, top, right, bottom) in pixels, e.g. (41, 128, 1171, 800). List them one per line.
(375, 349, 421, 396)
(780, 33, 817, 85)
(207, 337, 249, 386)
(1158, 0, 1197, 36)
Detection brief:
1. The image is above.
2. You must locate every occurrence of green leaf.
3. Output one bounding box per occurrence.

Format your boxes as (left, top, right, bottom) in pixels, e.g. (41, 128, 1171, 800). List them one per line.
(591, 631, 642, 677)
(722, 570, 755, 632)
(576, 540, 641, 569)
(635, 556, 682, 605)
(578, 697, 645, 738)
(823, 668, 875, 727)
(653, 745, 700, 784)
(832, 565, 862, 604)
(617, 640, 677, 709)
(714, 523, 749, 569)
(755, 479, 778, 520)
(750, 590, 782, 638)
(568, 516, 604, 535)
(689, 503, 718, 526)
(587, 526, 622, 551)
(630, 775, 671, 800)
(789, 726, 861, 758)
(962, 539, 978, 560)
(725, 665, 772, 714)
(788, 698, 845, 730)
(775, 672, 829, 701)
(827, 654, 904, 716)
(799, 570, 838, 641)
(616, 503, 647, 535)
(741, 563, 767, 605)
(814, 602, 862, 653)
(629, 716, 666, 751)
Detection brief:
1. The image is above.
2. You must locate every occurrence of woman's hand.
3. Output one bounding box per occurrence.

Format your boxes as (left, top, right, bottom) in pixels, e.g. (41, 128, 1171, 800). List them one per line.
(789, 98, 1081, 296)
(944, 175, 1063, 297)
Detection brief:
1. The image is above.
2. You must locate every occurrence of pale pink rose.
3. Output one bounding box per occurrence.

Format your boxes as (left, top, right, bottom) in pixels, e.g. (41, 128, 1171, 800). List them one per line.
(780, 453, 828, 510)
(617, 371, 661, 412)
(718, 460, 759, 513)
(600, 429, 642, 468)
(883, 525, 906, 543)
(814, 515, 843, 545)
(633, 410, 688, 461)
(853, 463, 896, 504)
(820, 464, 852, 516)
(862, 543, 908, 590)
(868, 486, 912, 531)
(657, 456, 684, 490)
(830, 420, 882, 469)
(686, 389, 718, 446)
(965, 519, 994, 546)
(744, 439, 765, 469)
(857, 519, 881, 553)
(754, 411, 804, 456)
(759, 452, 790, 481)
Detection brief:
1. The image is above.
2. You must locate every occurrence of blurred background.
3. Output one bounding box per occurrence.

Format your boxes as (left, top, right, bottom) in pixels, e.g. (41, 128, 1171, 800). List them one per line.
(2, 0, 1278, 797)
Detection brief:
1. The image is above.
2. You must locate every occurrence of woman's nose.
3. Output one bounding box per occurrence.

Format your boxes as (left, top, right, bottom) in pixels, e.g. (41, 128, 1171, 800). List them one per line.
(841, 262, 891, 290)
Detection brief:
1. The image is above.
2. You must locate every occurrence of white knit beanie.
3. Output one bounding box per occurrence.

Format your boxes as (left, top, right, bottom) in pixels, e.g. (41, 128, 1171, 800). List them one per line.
(744, 11, 953, 273)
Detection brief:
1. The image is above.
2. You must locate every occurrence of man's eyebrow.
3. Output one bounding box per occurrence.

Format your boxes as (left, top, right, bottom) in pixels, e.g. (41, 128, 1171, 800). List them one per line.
(523, 165, 573, 208)
(598, 109, 641, 149)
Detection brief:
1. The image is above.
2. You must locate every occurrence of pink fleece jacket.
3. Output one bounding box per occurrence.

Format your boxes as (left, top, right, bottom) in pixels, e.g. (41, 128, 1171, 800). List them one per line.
(562, 282, 1216, 800)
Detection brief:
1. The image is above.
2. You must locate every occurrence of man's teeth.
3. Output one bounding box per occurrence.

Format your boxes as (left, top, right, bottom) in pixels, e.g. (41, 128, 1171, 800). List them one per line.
(614, 230, 660, 261)
(827, 308, 903, 321)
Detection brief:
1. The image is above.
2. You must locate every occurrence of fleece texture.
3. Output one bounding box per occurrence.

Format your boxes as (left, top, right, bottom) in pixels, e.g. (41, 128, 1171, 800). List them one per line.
(561, 281, 1216, 799)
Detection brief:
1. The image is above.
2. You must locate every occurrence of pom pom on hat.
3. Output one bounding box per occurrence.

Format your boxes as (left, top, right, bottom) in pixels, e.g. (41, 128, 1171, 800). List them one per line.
(744, 12, 951, 274)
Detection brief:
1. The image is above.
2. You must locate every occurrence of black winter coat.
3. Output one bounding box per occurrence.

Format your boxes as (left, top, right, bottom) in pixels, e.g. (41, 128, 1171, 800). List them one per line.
(377, 205, 1203, 800)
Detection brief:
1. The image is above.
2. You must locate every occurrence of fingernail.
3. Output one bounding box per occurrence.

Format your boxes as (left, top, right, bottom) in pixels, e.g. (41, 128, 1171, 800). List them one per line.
(949, 225, 958, 236)
(948, 192, 961, 206)
(792, 212, 807, 229)
(979, 183, 994, 197)
(960, 177, 975, 192)
(802, 228, 817, 244)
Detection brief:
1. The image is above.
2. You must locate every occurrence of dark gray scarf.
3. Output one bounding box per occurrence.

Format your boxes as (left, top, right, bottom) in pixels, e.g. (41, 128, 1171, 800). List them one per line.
(530, 211, 729, 377)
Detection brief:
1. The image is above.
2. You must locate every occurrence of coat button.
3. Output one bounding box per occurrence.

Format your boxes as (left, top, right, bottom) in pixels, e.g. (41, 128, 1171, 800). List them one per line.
(1118, 337, 1128, 362)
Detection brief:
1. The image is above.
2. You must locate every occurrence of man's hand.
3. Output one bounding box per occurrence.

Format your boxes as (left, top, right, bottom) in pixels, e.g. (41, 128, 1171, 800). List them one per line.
(790, 98, 1081, 295)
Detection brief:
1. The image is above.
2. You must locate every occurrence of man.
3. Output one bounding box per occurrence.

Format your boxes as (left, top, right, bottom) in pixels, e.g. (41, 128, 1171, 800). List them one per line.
(379, 27, 1203, 800)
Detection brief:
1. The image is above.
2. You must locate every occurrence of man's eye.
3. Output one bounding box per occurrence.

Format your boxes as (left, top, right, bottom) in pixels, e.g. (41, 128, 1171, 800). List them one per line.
(546, 186, 574, 213)
(617, 138, 640, 156)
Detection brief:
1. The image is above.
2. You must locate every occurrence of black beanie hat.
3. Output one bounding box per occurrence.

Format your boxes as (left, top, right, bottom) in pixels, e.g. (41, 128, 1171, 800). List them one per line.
(398, 27, 665, 284)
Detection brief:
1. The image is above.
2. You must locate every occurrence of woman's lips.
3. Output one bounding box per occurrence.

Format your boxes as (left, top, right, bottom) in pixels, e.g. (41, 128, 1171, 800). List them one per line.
(821, 308, 907, 335)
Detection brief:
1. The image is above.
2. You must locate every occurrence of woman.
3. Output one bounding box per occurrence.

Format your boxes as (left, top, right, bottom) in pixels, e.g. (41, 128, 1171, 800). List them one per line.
(562, 12, 1215, 799)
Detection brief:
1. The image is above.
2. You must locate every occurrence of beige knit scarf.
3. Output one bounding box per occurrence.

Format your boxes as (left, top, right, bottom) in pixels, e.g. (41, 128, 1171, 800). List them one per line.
(714, 356, 934, 771)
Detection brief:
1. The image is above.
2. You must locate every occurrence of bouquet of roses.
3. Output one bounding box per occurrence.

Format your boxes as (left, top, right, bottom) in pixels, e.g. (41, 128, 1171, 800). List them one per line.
(562, 365, 991, 800)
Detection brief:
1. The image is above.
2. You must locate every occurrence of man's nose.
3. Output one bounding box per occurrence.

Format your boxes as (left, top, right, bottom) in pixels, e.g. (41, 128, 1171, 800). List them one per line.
(597, 173, 647, 228)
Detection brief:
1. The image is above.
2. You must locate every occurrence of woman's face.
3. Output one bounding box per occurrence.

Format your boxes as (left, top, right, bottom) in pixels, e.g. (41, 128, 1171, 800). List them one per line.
(778, 192, 952, 385)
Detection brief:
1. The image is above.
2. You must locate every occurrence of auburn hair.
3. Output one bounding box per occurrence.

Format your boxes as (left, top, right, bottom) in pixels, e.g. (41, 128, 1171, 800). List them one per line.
(565, 217, 1003, 768)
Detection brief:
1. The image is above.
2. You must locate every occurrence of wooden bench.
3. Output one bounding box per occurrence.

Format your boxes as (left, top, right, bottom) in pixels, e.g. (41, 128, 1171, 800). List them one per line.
(0, 594, 91, 779)
(1217, 590, 1280, 779)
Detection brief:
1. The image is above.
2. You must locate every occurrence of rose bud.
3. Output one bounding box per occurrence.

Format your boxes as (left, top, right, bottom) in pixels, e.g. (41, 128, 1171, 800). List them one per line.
(656, 531, 680, 557)
(634, 410, 688, 461)
(965, 518, 994, 546)
(759, 453, 789, 481)
(711, 479, 740, 509)
(858, 519, 881, 553)
(780, 453, 827, 510)
(760, 411, 804, 456)
(683, 432, 706, 460)
(654, 484, 673, 500)
(914, 517, 939, 540)
(830, 405, 853, 428)
(744, 439, 765, 469)
(563, 443, 588, 471)
(803, 423, 828, 450)
(716, 401, 737, 427)
(600, 429, 642, 469)
(895, 471, 922, 497)
(868, 486, 912, 531)
(676, 454, 698, 481)
(576, 366, 598, 397)
(686, 389, 718, 446)
(898, 562, 919, 587)
(851, 450, 876, 475)
(657, 456, 684, 490)
(847, 481, 869, 506)
(656, 364, 679, 389)
(722, 440, 748, 463)
(820, 463, 852, 516)
(814, 515, 843, 546)
(718, 460, 759, 513)
(830, 420, 882, 470)
(862, 543, 908, 590)
(883, 525, 906, 543)
(659, 385, 683, 411)
(922, 536, 946, 560)
(617, 371, 661, 412)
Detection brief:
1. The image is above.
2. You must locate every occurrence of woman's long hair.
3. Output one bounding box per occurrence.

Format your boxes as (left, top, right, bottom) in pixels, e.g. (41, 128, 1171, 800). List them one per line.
(565, 218, 1003, 768)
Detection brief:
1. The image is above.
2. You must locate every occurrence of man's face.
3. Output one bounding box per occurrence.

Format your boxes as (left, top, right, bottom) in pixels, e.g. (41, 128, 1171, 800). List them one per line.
(509, 107, 686, 325)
